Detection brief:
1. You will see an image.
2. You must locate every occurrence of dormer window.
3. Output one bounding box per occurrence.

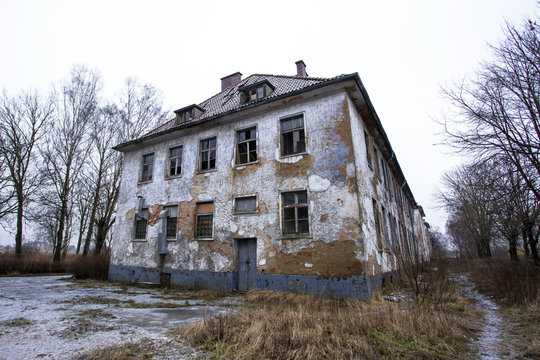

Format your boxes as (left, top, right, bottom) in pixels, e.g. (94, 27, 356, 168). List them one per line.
(174, 104, 205, 124)
(239, 80, 275, 104)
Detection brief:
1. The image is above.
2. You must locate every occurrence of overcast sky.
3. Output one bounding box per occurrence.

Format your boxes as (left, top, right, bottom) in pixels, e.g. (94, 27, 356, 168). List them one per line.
(0, 0, 538, 246)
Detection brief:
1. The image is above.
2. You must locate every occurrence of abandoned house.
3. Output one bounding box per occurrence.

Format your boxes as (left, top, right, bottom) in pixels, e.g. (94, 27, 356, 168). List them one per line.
(109, 61, 431, 299)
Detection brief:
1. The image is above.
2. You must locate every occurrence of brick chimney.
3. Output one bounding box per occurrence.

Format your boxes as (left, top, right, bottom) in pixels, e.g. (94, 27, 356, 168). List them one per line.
(220, 72, 242, 91)
(295, 60, 308, 77)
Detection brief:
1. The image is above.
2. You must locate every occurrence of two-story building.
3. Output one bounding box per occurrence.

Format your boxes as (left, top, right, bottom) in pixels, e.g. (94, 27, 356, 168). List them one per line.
(109, 61, 431, 299)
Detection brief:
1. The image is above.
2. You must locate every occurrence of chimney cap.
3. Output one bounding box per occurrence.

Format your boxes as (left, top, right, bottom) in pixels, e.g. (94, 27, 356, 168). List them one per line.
(220, 72, 242, 81)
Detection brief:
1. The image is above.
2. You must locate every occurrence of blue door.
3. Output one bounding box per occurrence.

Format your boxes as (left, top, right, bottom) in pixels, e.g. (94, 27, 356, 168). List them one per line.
(237, 238, 257, 292)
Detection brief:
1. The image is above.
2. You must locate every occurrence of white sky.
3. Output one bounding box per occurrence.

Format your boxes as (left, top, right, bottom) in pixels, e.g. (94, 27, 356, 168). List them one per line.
(0, 0, 538, 246)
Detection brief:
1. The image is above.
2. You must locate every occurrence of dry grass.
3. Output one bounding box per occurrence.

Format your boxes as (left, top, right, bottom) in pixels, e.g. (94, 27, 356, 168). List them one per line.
(177, 288, 476, 360)
(75, 338, 156, 360)
(450, 257, 540, 305)
(450, 257, 540, 359)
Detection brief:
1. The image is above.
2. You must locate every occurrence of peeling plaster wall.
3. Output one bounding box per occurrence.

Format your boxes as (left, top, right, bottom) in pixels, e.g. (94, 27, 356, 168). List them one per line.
(345, 93, 431, 274)
(111, 90, 367, 279)
(110, 86, 430, 287)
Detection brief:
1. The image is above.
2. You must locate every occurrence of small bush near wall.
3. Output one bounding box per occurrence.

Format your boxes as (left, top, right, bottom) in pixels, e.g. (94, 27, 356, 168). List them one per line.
(66, 253, 110, 280)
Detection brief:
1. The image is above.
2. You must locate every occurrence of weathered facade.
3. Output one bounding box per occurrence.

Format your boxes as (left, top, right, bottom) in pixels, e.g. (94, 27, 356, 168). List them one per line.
(109, 61, 431, 299)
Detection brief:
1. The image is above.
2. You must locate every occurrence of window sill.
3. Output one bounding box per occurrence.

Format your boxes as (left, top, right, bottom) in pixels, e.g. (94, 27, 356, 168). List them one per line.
(280, 151, 308, 159)
(280, 234, 312, 240)
(233, 211, 258, 216)
(165, 174, 183, 180)
(195, 237, 214, 241)
(234, 160, 259, 169)
(138, 180, 153, 185)
(197, 169, 217, 174)
(166, 238, 177, 242)
(132, 239, 147, 242)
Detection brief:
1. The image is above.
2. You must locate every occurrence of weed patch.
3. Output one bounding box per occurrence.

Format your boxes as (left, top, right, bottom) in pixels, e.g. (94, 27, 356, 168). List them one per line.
(75, 338, 156, 360)
(177, 289, 475, 360)
(0, 317, 33, 327)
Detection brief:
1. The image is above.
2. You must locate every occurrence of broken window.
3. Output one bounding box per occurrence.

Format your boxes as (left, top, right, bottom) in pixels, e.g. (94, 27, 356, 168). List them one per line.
(282, 190, 309, 235)
(281, 115, 306, 156)
(140, 153, 154, 182)
(168, 146, 183, 177)
(166, 206, 178, 239)
(364, 131, 373, 169)
(199, 137, 217, 171)
(381, 206, 390, 249)
(236, 127, 257, 165)
(372, 198, 382, 250)
(196, 202, 214, 238)
(374, 147, 381, 180)
(239, 81, 274, 104)
(134, 209, 148, 240)
(234, 196, 257, 214)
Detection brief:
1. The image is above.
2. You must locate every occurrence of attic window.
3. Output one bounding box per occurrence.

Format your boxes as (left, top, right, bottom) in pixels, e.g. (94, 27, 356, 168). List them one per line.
(239, 81, 275, 104)
(174, 104, 205, 124)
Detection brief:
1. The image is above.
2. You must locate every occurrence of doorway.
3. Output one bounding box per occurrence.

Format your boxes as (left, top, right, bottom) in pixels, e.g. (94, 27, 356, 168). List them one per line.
(237, 238, 257, 292)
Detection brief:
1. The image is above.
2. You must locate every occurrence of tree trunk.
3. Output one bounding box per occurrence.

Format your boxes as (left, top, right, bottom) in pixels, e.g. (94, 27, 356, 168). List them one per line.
(522, 224, 530, 256)
(93, 218, 106, 255)
(15, 187, 23, 258)
(508, 236, 519, 262)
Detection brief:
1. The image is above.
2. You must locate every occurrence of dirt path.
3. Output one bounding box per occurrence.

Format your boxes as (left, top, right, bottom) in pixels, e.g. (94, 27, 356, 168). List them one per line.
(455, 275, 519, 360)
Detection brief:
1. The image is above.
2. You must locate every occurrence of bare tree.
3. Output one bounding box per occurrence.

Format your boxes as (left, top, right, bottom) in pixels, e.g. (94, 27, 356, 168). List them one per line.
(40, 66, 101, 262)
(439, 163, 496, 258)
(441, 19, 540, 200)
(0, 91, 53, 257)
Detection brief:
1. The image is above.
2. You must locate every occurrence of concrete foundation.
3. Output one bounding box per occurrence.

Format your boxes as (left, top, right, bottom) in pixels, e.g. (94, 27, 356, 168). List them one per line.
(109, 264, 397, 300)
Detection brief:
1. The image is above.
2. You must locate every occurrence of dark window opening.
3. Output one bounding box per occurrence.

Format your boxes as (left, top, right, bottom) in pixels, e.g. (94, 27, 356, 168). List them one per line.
(234, 196, 257, 213)
(141, 153, 154, 182)
(135, 218, 147, 239)
(282, 190, 309, 235)
(236, 127, 257, 165)
(166, 217, 177, 238)
(199, 137, 217, 171)
(169, 146, 183, 176)
(364, 131, 373, 169)
(281, 115, 306, 156)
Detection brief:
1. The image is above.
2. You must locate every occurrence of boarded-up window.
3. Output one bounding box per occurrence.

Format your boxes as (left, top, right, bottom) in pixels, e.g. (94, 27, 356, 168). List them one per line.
(282, 190, 309, 235)
(234, 196, 257, 214)
(372, 199, 382, 250)
(196, 202, 214, 238)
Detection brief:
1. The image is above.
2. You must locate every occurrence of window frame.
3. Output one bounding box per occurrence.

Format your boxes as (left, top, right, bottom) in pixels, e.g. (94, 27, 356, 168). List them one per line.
(139, 152, 155, 183)
(235, 125, 258, 166)
(233, 194, 258, 215)
(167, 145, 183, 178)
(280, 189, 310, 237)
(364, 130, 373, 170)
(165, 205, 179, 240)
(198, 136, 217, 172)
(133, 209, 148, 241)
(279, 113, 307, 158)
(195, 201, 214, 240)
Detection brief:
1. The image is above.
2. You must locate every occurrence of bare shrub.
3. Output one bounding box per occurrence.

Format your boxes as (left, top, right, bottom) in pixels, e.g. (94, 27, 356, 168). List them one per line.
(66, 253, 110, 280)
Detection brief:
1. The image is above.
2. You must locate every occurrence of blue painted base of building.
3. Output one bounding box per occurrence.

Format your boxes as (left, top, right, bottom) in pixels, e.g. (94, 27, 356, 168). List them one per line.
(109, 264, 395, 300)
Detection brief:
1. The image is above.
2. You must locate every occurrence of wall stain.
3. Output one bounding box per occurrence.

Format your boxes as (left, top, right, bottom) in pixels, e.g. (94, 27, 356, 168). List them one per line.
(147, 204, 163, 226)
(269, 154, 315, 178)
(260, 240, 363, 277)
